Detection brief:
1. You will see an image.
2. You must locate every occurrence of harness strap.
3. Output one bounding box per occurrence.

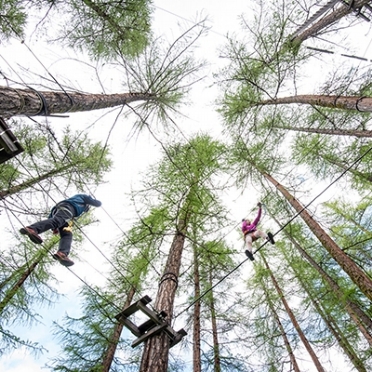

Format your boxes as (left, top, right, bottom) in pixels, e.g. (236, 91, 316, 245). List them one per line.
(243, 229, 256, 237)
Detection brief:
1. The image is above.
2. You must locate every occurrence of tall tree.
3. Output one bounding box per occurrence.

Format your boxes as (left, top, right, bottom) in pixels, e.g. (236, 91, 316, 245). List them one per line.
(262, 168, 372, 301)
(254, 94, 372, 112)
(253, 260, 301, 372)
(0, 0, 153, 59)
(0, 87, 154, 118)
(277, 221, 372, 344)
(2, 21, 206, 124)
(279, 238, 370, 372)
(139, 135, 227, 371)
(260, 252, 326, 372)
(0, 122, 111, 200)
(290, 0, 372, 46)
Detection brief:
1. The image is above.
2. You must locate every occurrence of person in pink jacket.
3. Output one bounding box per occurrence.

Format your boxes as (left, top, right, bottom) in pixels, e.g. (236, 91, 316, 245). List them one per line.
(242, 202, 275, 261)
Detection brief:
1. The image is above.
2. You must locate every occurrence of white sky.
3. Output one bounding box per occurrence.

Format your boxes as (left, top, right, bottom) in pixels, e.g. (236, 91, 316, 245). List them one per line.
(0, 1, 371, 371)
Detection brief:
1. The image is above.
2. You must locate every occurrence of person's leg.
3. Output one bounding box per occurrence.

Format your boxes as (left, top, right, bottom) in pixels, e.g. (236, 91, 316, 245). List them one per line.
(20, 204, 75, 245)
(52, 228, 74, 267)
(29, 208, 73, 234)
(244, 233, 255, 261)
(245, 234, 253, 252)
(253, 230, 268, 240)
(58, 228, 73, 256)
(254, 230, 275, 244)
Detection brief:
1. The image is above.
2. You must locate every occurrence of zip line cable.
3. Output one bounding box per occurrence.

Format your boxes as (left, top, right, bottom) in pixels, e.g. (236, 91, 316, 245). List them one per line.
(14, 154, 167, 316)
(174, 142, 372, 319)
(0, 197, 123, 319)
(4, 157, 151, 314)
(1, 29, 243, 293)
(34, 123, 165, 284)
(0, 61, 161, 309)
(3, 2, 372, 322)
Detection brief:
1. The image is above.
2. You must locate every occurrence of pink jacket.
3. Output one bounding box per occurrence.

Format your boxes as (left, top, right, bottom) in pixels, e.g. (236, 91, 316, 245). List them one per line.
(242, 207, 262, 234)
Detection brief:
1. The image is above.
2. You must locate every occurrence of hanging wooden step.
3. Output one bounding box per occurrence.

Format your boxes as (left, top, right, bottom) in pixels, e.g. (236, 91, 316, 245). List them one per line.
(115, 295, 187, 348)
(0, 118, 24, 164)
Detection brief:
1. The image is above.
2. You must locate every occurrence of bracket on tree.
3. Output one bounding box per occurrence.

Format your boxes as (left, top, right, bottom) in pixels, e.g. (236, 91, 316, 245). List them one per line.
(0, 118, 24, 164)
(115, 295, 187, 348)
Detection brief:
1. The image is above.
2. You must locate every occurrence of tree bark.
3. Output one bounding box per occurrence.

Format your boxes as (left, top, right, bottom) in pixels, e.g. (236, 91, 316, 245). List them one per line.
(261, 254, 326, 372)
(0, 86, 154, 117)
(291, 0, 372, 45)
(273, 124, 372, 138)
(0, 164, 75, 199)
(208, 270, 221, 372)
(261, 171, 372, 302)
(258, 94, 372, 112)
(139, 212, 189, 372)
(0, 259, 40, 314)
(281, 229, 372, 343)
(101, 286, 136, 372)
(301, 280, 368, 372)
(261, 280, 301, 372)
(192, 244, 202, 372)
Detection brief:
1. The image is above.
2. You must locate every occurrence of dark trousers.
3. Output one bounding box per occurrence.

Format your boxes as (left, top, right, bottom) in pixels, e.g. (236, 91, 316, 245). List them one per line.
(29, 203, 75, 256)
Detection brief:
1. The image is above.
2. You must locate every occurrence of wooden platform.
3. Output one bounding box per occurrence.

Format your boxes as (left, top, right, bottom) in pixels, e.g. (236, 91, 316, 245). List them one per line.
(0, 118, 24, 164)
(115, 295, 187, 348)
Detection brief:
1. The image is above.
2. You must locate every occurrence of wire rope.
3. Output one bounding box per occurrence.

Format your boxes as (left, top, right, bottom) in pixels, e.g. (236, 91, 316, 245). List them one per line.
(174, 142, 372, 318)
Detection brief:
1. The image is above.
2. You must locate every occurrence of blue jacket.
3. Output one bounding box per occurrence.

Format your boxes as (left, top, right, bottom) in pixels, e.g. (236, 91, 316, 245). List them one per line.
(50, 194, 102, 218)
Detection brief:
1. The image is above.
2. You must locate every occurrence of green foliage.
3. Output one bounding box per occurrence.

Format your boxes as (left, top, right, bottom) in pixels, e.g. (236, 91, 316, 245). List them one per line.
(118, 21, 208, 128)
(0, 239, 59, 355)
(324, 198, 372, 277)
(0, 0, 26, 41)
(291, 132, 372, 191)
(51, 287, 134, 372)
(60, 0, 153, 60)
(0, 121, 112, 197)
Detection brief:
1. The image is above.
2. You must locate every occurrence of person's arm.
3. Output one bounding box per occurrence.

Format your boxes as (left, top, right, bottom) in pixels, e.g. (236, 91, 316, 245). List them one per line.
(251, 204, 262, 227)
(82, 194, 102, 207)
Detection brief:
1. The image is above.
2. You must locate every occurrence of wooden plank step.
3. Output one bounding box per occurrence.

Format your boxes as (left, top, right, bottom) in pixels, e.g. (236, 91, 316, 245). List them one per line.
(115, 295, 152, 320)
(132, 323, 168, 348)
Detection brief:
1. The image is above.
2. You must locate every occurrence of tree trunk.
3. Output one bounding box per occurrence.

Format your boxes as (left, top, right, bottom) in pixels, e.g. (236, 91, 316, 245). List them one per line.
(0, 86, 154, 118)
(261, 280, 301, 372)
(261, 254, 326, 372)
(322, 156, 372, 183)
(208, 271, 221, 372)
(261, 170, 372, 302)
(273, 124, 372, 138)
(0, 163, 76, 199)
(259, 94, 372, 112)
(312, 297, 368, 372)
(273, 217, 372, 336)
(139, 213, 189, 372)
(291, 0, 372, 45)
(0, 259, 40, 314)
(299, 279, 368, 372)
(193, 244, 202, 372)
(0, 244, 54, 314)
(101, 286, 136, 372)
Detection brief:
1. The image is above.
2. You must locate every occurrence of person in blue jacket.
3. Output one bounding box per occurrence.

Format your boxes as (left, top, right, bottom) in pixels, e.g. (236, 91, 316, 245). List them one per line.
(20, 194, 102, 267)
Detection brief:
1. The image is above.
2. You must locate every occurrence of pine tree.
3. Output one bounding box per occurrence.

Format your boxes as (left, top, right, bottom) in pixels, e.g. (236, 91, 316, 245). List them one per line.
(138, 135, 228, 371)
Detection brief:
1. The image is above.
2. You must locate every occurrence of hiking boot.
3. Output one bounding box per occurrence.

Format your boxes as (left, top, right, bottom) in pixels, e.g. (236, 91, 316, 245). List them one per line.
(245, 250, 255, 261)
(19, 227, 43, 244)
(267, 232, 275, 245)
(52, 251, 74, 267)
